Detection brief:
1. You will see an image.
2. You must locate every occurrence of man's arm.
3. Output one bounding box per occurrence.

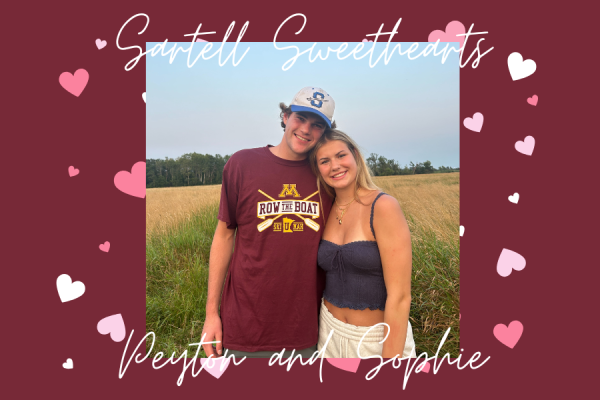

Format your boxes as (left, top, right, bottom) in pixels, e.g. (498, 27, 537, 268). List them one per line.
(201, 220, 235, 357)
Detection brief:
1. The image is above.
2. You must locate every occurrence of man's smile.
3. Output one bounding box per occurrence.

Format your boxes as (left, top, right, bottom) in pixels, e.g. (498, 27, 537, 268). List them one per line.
(294, 133, 310, 142)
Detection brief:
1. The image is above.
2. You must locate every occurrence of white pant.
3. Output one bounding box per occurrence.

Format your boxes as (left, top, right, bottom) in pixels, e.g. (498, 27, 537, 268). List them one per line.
(317, 299, 416, 358)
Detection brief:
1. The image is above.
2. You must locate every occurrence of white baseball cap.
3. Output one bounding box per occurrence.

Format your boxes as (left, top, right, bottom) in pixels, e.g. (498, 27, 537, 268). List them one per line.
(290, 87, 335, 128)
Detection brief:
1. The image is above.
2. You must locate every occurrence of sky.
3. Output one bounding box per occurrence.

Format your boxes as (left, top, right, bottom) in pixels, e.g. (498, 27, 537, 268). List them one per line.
(146, 41, 459, 168)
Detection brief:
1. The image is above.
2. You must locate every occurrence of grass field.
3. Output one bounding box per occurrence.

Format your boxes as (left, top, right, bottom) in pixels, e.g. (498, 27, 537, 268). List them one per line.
(146, 173, 459, 357)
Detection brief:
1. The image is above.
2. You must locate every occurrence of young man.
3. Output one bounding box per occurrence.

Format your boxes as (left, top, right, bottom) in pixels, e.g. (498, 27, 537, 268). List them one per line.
(201, 87, 336, 358)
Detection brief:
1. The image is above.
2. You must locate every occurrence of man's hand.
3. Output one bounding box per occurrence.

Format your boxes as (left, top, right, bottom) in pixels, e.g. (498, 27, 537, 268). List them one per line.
(202, 220, 235, 358)
(201, 314, 223, 357)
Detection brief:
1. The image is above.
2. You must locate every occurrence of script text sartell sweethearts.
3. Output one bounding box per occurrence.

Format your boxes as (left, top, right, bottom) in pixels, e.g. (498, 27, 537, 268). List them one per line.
(117, 13, 493, 71)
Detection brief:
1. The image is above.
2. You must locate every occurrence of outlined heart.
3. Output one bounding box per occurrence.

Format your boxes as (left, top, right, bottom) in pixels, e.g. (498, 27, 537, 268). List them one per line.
(493, 321, 524, 348)
(200, 358, 230, 378)
(114, 161, 146, 198)
(59, 69, 89, 97)
(460, 225, 465, 236)
(99, 241, 110, 252)
(326, 358, 361, 373)
(527, 95, 538, 106)
(97, 314, 126, 342)
(515, 136, 535, 156)
(56, 274, 85, 303)
(68, 166, 79, 177)
(428, 21, 466, 50)
(463, 112, 484, 132)
(508, 193, 519, 204)
(508, 52, 536, 81)
(497, 248, 526, 277)
(63, 358, 73, 369)
(95, 39, 107, 50)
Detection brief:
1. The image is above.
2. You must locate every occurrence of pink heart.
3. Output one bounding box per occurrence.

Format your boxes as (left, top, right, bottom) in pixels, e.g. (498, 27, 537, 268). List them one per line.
(463, 112, 484, 132)
(59, 69, 89, 97)
(515, 136, 535, 156)
(326, 358, 361, 373)
(200, 358, 230, 379)
(527, 95, 538, 106)
(114, 161, 146, 198)
(196, 38, 208, 42)
(493, 321, 524, 349)
(361, 39, 373, 43)
(497, 248, 526, 277)
(428, 21, 466, 50)
(68, 166, 79, 177)
(418, 361, 431, 373)
(95, 38, 107, 50)
(97, 314, 126, 342)
(99, 241, 110, 252)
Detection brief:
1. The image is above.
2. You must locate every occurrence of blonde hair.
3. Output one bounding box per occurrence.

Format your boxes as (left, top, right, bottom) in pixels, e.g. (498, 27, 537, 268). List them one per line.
(309, 129, 380, 204)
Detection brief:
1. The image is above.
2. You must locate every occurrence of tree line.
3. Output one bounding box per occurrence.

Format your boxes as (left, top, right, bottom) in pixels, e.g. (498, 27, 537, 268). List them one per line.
(146, 153, 231, 188)
(146, 152, 458, 188)
(366, 154, 458, 176)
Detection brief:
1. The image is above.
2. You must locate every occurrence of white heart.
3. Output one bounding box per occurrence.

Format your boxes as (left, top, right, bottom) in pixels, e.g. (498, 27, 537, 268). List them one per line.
(508, 52, 536, 81)
(515, 136, 536, 156)
(63, 358, 73, 369)
(508, 193, 520, 204)
(95, 39, 107, 50)
(460, 225, 465, 237)
(142, 92, 146, 103)
(463, 112, 484, 132)
(56, 274, 85, 303)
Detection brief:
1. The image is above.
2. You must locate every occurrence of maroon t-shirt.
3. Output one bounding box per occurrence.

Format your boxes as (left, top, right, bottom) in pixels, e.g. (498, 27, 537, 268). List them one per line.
(218, 146, 331, 352)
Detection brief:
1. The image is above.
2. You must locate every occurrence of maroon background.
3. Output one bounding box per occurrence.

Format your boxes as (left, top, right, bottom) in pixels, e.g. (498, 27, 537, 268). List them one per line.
(6, 0, 594, 397)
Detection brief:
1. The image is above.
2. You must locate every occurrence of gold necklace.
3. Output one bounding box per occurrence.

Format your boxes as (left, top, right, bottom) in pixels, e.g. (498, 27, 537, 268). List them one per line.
(335, 199, 354, 225)
(335, 197, 355, 207)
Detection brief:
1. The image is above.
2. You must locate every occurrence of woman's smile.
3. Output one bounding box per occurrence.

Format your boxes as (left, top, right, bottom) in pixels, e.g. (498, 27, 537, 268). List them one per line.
(331, 170, 348, 180)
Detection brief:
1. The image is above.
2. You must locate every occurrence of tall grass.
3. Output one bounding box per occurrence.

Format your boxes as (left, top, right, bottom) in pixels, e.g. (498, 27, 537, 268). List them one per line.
(146, 201, 218, 356)
(146, 173, 459, 357)
(377, 174, 460, 356)
(146, 185, 222, 237)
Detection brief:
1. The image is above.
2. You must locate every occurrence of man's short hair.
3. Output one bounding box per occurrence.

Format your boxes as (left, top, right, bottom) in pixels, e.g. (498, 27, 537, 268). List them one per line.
(279, 102, 337, 131)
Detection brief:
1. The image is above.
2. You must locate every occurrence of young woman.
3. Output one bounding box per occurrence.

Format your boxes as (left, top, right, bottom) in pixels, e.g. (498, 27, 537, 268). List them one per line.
(310, 129, 416, 358)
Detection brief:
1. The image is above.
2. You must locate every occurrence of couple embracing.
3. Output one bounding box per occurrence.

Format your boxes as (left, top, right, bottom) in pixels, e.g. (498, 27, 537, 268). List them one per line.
(201, 87, 416, 359)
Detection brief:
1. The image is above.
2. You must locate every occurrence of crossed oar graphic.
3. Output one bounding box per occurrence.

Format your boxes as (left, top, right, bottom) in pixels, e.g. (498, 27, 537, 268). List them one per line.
(256, 190, 320, 232)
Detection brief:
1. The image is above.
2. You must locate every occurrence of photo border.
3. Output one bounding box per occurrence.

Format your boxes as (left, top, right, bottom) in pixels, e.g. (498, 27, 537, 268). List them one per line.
(10, 2, 559, 397)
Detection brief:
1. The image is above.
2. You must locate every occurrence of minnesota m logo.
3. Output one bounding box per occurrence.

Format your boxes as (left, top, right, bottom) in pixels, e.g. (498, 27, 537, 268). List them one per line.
(278, 184, 301, 198)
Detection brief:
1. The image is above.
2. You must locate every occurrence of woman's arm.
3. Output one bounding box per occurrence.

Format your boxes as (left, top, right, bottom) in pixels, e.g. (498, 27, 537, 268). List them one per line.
(373, 195, 413, 359)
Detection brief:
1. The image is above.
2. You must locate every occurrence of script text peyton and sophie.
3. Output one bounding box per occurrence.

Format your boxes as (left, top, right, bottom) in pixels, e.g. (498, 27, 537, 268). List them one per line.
(119, 325, 489, 386)
(117, 13, 493, 71)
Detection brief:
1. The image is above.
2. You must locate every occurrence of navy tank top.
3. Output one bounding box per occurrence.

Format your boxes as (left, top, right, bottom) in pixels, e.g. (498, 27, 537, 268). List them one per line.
(317, 192, 388, 311)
